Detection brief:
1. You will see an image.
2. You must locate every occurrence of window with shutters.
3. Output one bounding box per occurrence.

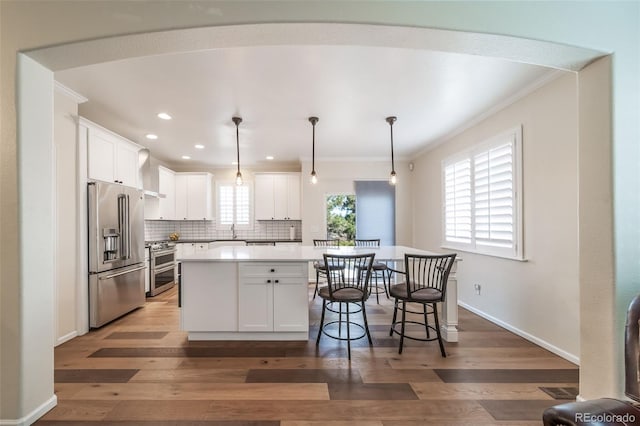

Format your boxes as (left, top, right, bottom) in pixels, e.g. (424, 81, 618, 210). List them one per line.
(442, 126, 523, 260)
(216, 181, 253, 230)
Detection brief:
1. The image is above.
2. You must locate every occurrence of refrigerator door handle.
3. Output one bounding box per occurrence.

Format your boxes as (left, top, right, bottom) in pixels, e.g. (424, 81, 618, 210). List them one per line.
(99, 265, 146, 280)
(118, 194, 131, 260)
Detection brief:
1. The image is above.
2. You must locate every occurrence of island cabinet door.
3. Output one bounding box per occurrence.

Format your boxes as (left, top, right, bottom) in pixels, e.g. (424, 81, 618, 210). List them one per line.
(238, 277, 274, 332)
(181, 262, 238, 332)
(273, 278, 309, 332)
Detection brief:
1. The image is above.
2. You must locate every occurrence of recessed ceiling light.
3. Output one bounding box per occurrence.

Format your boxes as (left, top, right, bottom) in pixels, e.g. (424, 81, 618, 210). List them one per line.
(182, 155, 191, 160)
(194, 144, 205, 149)
(157, 112, 172, 120)
(145, 134, 158, 140)
(266, 156, 274, 160)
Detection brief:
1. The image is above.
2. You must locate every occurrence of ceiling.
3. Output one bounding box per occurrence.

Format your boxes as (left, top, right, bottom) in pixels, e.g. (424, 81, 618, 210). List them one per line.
(55, 44, 557, 169)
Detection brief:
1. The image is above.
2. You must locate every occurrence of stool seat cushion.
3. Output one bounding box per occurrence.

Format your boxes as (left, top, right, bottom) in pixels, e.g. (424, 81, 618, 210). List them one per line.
(372, 262, 388, 270)
(318, 286, 366, 302)
(389, 283, 442, 302)
(314, 260, 345, 271)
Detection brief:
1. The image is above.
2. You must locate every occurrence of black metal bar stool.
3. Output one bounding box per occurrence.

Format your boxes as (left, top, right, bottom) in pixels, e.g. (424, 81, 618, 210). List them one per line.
(316, 252, 375, 360)
(388, 253, 457, 357)
(312, 239, 341, 299)
(354, 239, 390, 304)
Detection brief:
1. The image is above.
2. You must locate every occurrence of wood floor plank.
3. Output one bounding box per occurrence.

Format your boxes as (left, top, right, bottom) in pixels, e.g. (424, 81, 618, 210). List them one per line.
(56, 358, 185, 370)
(105, 332, 169, 339)
(282, 422, 382, 426)
(246, 368, 363, 384)
(327, 383, 419, 400)
(130, 368, 248, 383)
(38, 422, 278, 426)
(90, 347, 289, 358)
(62, 382, 330, 400)
(411, 382, 564, 400)
(434, 369, 579, 383)
(359, 368, 441, 383)
(102, 400, 494, 422)
(54, 369, 139, 383)
(177, 357, 351, 370)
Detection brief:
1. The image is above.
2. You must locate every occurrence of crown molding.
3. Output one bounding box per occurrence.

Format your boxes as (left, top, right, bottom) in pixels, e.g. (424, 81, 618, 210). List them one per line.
(54, 81, 88, 103)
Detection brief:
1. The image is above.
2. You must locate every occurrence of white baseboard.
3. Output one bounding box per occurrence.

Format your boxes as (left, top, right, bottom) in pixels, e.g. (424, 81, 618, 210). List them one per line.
(458, 301, 580, 365)
(55, 330, 77, 346)
(0, 394, 57, 426)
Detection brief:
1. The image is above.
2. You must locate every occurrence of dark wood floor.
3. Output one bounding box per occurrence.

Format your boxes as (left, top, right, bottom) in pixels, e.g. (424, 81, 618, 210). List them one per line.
(38, 283, 578, 425)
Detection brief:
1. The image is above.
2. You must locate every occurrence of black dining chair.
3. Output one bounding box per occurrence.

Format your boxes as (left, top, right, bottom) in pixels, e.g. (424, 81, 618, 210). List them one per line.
(316, 252, 376, 360)
(388, 253, 457, 357)
(354, 238, 390, 304)
(312, 239, 341, 299)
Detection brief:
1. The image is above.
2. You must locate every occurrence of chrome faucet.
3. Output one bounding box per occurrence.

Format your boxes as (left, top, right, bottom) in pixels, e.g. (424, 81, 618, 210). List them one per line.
(231, 223, 237, 239)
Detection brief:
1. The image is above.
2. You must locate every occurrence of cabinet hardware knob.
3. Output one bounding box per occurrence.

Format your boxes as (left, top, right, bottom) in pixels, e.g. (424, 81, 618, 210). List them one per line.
(275, 280, 279, 283)
(267, 279, 272, 283)
(270, 269, 275, 272)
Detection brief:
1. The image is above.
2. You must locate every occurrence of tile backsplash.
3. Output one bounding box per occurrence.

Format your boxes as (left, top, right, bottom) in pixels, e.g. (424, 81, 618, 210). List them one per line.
(145, 219, 301, 242)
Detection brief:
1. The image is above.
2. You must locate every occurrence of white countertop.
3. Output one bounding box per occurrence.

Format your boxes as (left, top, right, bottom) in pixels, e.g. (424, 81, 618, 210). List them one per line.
(178, 245, 451, 262)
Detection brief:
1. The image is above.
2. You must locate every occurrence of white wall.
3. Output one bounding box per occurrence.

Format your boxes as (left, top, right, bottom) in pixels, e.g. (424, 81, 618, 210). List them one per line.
(412, 72, 580, 362)
(15, 54, 58, 424)
(300, 160, 413, 246)
(54, 88, 80, 346)
(577, 57, 617, 397)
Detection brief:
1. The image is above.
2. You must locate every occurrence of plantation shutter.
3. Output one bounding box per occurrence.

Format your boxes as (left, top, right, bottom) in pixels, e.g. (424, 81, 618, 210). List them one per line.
(444, 158, 472, 244)
(218, 184, 235, 225)
(235, 185, 250, 225)
(474, 141, 514, 249)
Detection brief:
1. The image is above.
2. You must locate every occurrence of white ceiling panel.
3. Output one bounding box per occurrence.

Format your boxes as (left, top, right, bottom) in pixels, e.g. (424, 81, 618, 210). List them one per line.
(55, 44, 557, 168)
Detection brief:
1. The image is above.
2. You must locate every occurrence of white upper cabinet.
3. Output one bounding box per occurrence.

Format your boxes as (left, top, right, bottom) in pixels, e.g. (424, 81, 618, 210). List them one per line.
(157, 166, 176, 220)
(175, 173, 213, 220)
(254, 173, 301, 220)
(85, 120, 141, 188)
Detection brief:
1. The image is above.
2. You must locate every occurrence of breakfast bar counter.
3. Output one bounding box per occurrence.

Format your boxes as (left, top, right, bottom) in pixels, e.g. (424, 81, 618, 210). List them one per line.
(179, 245, 460, 342)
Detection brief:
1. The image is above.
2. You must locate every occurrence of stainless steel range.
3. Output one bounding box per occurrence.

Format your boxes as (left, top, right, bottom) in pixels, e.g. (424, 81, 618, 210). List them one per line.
(149, 241, 177, 296)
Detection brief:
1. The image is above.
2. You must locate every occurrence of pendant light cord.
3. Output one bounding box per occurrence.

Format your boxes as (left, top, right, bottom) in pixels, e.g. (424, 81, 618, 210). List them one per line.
(386, 116, 397, 174)
(312, 121, 316, 173)
(236, 122, 240, 175)
(309, 116, 319, 183)
(390, 121, 395, 174)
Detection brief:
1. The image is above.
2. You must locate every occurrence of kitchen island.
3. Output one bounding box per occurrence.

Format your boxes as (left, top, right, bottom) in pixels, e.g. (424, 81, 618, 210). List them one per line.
(179, 245, 460, 342)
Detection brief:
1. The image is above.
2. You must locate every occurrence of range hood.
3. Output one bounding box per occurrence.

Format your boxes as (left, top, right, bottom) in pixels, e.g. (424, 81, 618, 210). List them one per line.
(138, 148, 165, 198)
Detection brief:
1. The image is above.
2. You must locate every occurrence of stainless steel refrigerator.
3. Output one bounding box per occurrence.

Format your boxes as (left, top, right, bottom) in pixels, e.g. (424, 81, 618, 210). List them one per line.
(88, 181, 146, 328)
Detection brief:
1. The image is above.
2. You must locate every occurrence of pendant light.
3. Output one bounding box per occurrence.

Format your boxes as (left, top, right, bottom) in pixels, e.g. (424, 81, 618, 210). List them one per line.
(232, 116, 243, 186)
(309, 116, 319, 184)
(386, 116, 397, 185)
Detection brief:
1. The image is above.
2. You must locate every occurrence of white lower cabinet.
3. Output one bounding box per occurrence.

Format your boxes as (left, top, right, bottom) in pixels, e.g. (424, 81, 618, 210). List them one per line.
(181, 262, 238, 332)
(238, 262, 308, 332)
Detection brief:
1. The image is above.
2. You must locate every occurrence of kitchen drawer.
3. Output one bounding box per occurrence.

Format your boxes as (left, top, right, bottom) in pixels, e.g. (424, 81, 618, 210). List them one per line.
(240, 276, 303, 286)
(239, 262, 306, 278)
